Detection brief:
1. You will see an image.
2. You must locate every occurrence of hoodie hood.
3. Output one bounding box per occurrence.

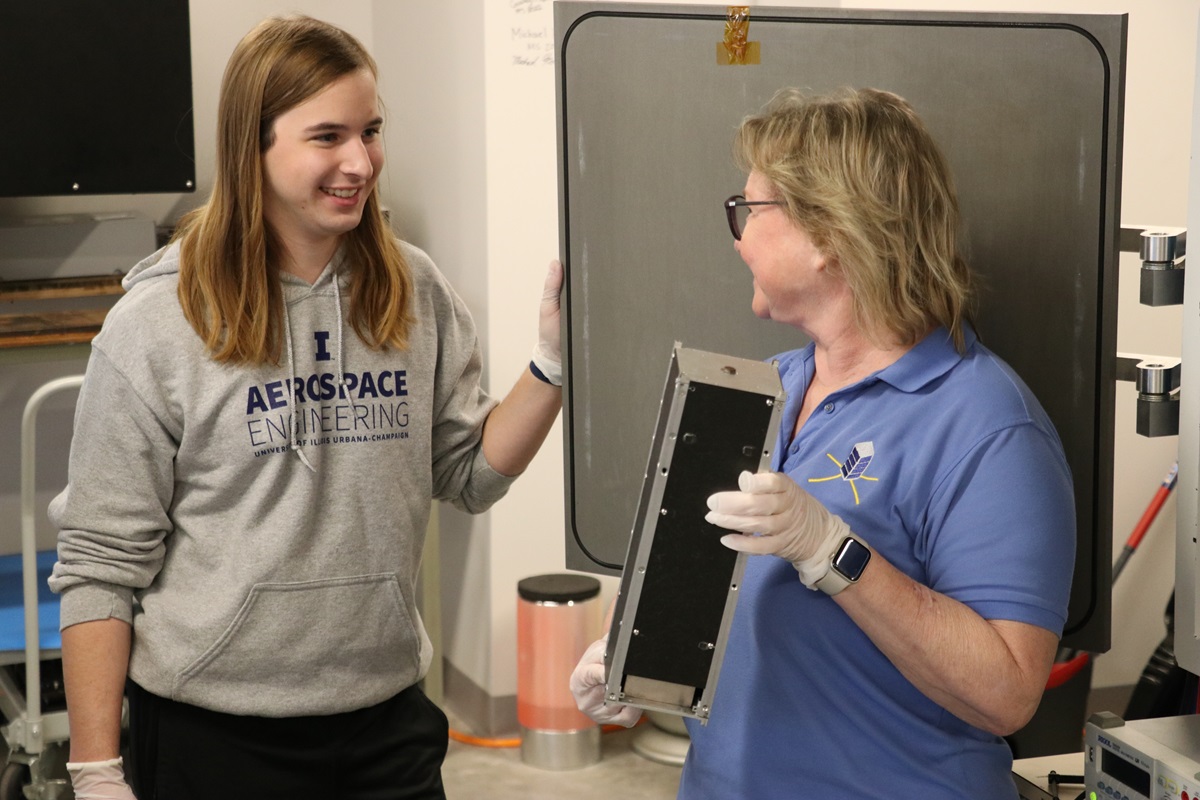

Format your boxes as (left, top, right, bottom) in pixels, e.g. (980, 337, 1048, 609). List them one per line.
(123, 241, 350, 296)
(122, 243, 182, 290)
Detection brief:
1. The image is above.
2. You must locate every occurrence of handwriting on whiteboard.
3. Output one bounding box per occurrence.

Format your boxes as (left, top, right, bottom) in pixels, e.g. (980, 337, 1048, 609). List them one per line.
(510, 0, 553, 67)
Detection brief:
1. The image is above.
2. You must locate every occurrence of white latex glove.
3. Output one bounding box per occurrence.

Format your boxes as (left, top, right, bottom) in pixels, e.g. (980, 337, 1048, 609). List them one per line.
(67, 757, 137, 800)
(569, 636, 642, 728)
(530, 260, 563, 386)
(706, 470, 851, 589)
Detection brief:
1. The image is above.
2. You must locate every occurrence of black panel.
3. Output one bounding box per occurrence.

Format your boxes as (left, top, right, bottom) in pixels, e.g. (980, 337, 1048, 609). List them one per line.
(622, 383, 773, 689)
(0, 0, 195, 197)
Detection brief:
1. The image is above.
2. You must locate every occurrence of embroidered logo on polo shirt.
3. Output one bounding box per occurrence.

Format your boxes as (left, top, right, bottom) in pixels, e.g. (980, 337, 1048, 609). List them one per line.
(808, 441, 877, 505)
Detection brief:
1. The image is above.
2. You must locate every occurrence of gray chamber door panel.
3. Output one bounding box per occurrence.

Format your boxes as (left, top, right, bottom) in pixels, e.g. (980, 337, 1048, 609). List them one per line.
(557, 4, 1124, 652)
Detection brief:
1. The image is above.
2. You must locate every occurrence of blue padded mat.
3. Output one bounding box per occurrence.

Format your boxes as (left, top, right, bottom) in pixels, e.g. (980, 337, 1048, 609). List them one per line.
(0, 551, 61, 652)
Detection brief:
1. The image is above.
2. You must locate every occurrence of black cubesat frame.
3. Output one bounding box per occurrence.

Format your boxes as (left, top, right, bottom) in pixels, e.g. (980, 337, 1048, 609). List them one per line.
(603, 344, 786, 723)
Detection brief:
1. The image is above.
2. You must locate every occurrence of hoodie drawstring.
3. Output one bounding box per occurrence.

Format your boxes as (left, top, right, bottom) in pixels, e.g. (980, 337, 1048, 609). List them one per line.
(281, 264, 348, 472)
(332, 271, 348, 389)
(282, 298, 317, 472)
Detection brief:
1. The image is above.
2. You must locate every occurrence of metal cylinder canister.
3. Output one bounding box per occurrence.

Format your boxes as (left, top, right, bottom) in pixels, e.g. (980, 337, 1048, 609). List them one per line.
(516, 573, 602, 770)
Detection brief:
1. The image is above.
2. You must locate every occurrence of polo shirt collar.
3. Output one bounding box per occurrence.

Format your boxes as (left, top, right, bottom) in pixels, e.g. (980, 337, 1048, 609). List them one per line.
(873, 325, 977, 393)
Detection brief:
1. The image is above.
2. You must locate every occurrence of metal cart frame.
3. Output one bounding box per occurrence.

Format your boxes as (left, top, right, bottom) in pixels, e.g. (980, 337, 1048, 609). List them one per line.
(1, 375, 85, 800)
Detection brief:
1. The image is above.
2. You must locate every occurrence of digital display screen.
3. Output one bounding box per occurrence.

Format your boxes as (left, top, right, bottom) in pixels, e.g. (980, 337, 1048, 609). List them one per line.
(1102, 749, 1151, 797)
(835, 538, 871, 580)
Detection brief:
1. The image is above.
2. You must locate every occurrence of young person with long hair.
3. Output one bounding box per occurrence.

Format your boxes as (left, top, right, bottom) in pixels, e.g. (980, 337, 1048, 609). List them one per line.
(51, 15, 563, 799)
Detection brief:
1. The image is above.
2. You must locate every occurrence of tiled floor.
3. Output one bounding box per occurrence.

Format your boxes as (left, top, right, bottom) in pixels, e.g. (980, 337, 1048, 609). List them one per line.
(442, 721, 684, 800)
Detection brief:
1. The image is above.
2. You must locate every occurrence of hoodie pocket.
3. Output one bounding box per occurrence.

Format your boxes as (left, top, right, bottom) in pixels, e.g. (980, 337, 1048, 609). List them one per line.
(174, 573, 421, 715)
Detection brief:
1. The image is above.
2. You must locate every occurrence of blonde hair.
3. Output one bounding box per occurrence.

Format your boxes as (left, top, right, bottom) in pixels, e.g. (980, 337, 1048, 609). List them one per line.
(734, 87, 974, 352)
(174, 15, 413, 364)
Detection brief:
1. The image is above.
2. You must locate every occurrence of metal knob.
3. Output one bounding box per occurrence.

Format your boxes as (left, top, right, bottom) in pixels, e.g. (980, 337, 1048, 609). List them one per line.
(1136, 359, 1182, 397)
(1116, 353, 1182, 438)
(1141, 230, 1186, 264)
(1138, 229, 1186, 306)
(1135, 358, 1181, 438)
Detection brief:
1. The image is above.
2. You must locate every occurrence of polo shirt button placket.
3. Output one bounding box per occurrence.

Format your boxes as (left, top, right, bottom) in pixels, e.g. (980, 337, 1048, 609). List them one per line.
(823, 402, 835, 413)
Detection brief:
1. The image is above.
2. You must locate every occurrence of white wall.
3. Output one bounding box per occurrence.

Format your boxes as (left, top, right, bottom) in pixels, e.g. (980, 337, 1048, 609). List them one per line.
(479, 0, 571, 697)
(371, 0, 499, 707)
(375, 0, 619, 717)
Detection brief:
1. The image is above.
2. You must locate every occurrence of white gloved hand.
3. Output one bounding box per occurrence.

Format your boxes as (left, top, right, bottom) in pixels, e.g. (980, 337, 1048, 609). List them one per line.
(67, 757, 137, 800)
(569, 636, 642, 728)
(531, 260, 563, 386)
(706, 470, 851, 589)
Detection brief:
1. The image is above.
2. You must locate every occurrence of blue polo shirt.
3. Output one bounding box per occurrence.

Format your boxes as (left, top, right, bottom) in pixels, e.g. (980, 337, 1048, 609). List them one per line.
(678, 327, 1075, 800)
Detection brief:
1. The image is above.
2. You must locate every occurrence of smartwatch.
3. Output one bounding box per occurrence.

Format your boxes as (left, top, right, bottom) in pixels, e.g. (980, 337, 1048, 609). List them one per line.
(814, 535, 871, 596)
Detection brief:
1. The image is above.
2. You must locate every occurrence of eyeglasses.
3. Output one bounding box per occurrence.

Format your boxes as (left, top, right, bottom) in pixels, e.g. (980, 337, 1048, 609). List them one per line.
(724, 195, 785, 241)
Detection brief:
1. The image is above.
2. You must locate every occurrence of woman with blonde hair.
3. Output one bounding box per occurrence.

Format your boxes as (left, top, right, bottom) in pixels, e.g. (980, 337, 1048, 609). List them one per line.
(572, 87, 1075, 799)
(52, 15, 563, 799)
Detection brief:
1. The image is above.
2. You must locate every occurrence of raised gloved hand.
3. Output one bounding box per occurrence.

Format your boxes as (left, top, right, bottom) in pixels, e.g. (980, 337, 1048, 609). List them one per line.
(569, 636, 642, 728)
(530, 260, 563, 386)
(67, 757, 137, 800)
(706, 470, 850, 589)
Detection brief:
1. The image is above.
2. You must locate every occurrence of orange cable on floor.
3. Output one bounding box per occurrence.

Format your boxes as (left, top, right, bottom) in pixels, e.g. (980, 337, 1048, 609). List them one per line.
(448, 718, 646, 748)
(448, 729, 520, 748)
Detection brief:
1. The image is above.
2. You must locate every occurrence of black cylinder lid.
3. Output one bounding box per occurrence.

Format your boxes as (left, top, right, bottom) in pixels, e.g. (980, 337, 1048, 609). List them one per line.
(518, 573, 601, 603)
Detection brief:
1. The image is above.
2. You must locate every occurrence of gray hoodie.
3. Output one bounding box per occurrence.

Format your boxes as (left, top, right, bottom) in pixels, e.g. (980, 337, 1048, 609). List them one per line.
(48, 240, 514, 717)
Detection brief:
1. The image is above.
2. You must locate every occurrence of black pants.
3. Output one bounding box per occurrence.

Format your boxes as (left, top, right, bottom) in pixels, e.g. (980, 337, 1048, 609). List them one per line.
(125, 681, 449, 800)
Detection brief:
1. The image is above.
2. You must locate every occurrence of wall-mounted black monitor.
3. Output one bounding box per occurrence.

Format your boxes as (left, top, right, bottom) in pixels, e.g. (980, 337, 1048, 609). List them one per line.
(0, 0, 195, 197)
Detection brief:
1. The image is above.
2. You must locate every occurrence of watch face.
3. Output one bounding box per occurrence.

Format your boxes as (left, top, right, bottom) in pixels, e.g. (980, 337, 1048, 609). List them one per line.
(833, 538, 871, 581)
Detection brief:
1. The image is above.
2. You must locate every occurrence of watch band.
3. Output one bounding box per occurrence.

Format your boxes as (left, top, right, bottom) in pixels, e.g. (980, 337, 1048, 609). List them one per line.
(814, 535, 871, 596)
